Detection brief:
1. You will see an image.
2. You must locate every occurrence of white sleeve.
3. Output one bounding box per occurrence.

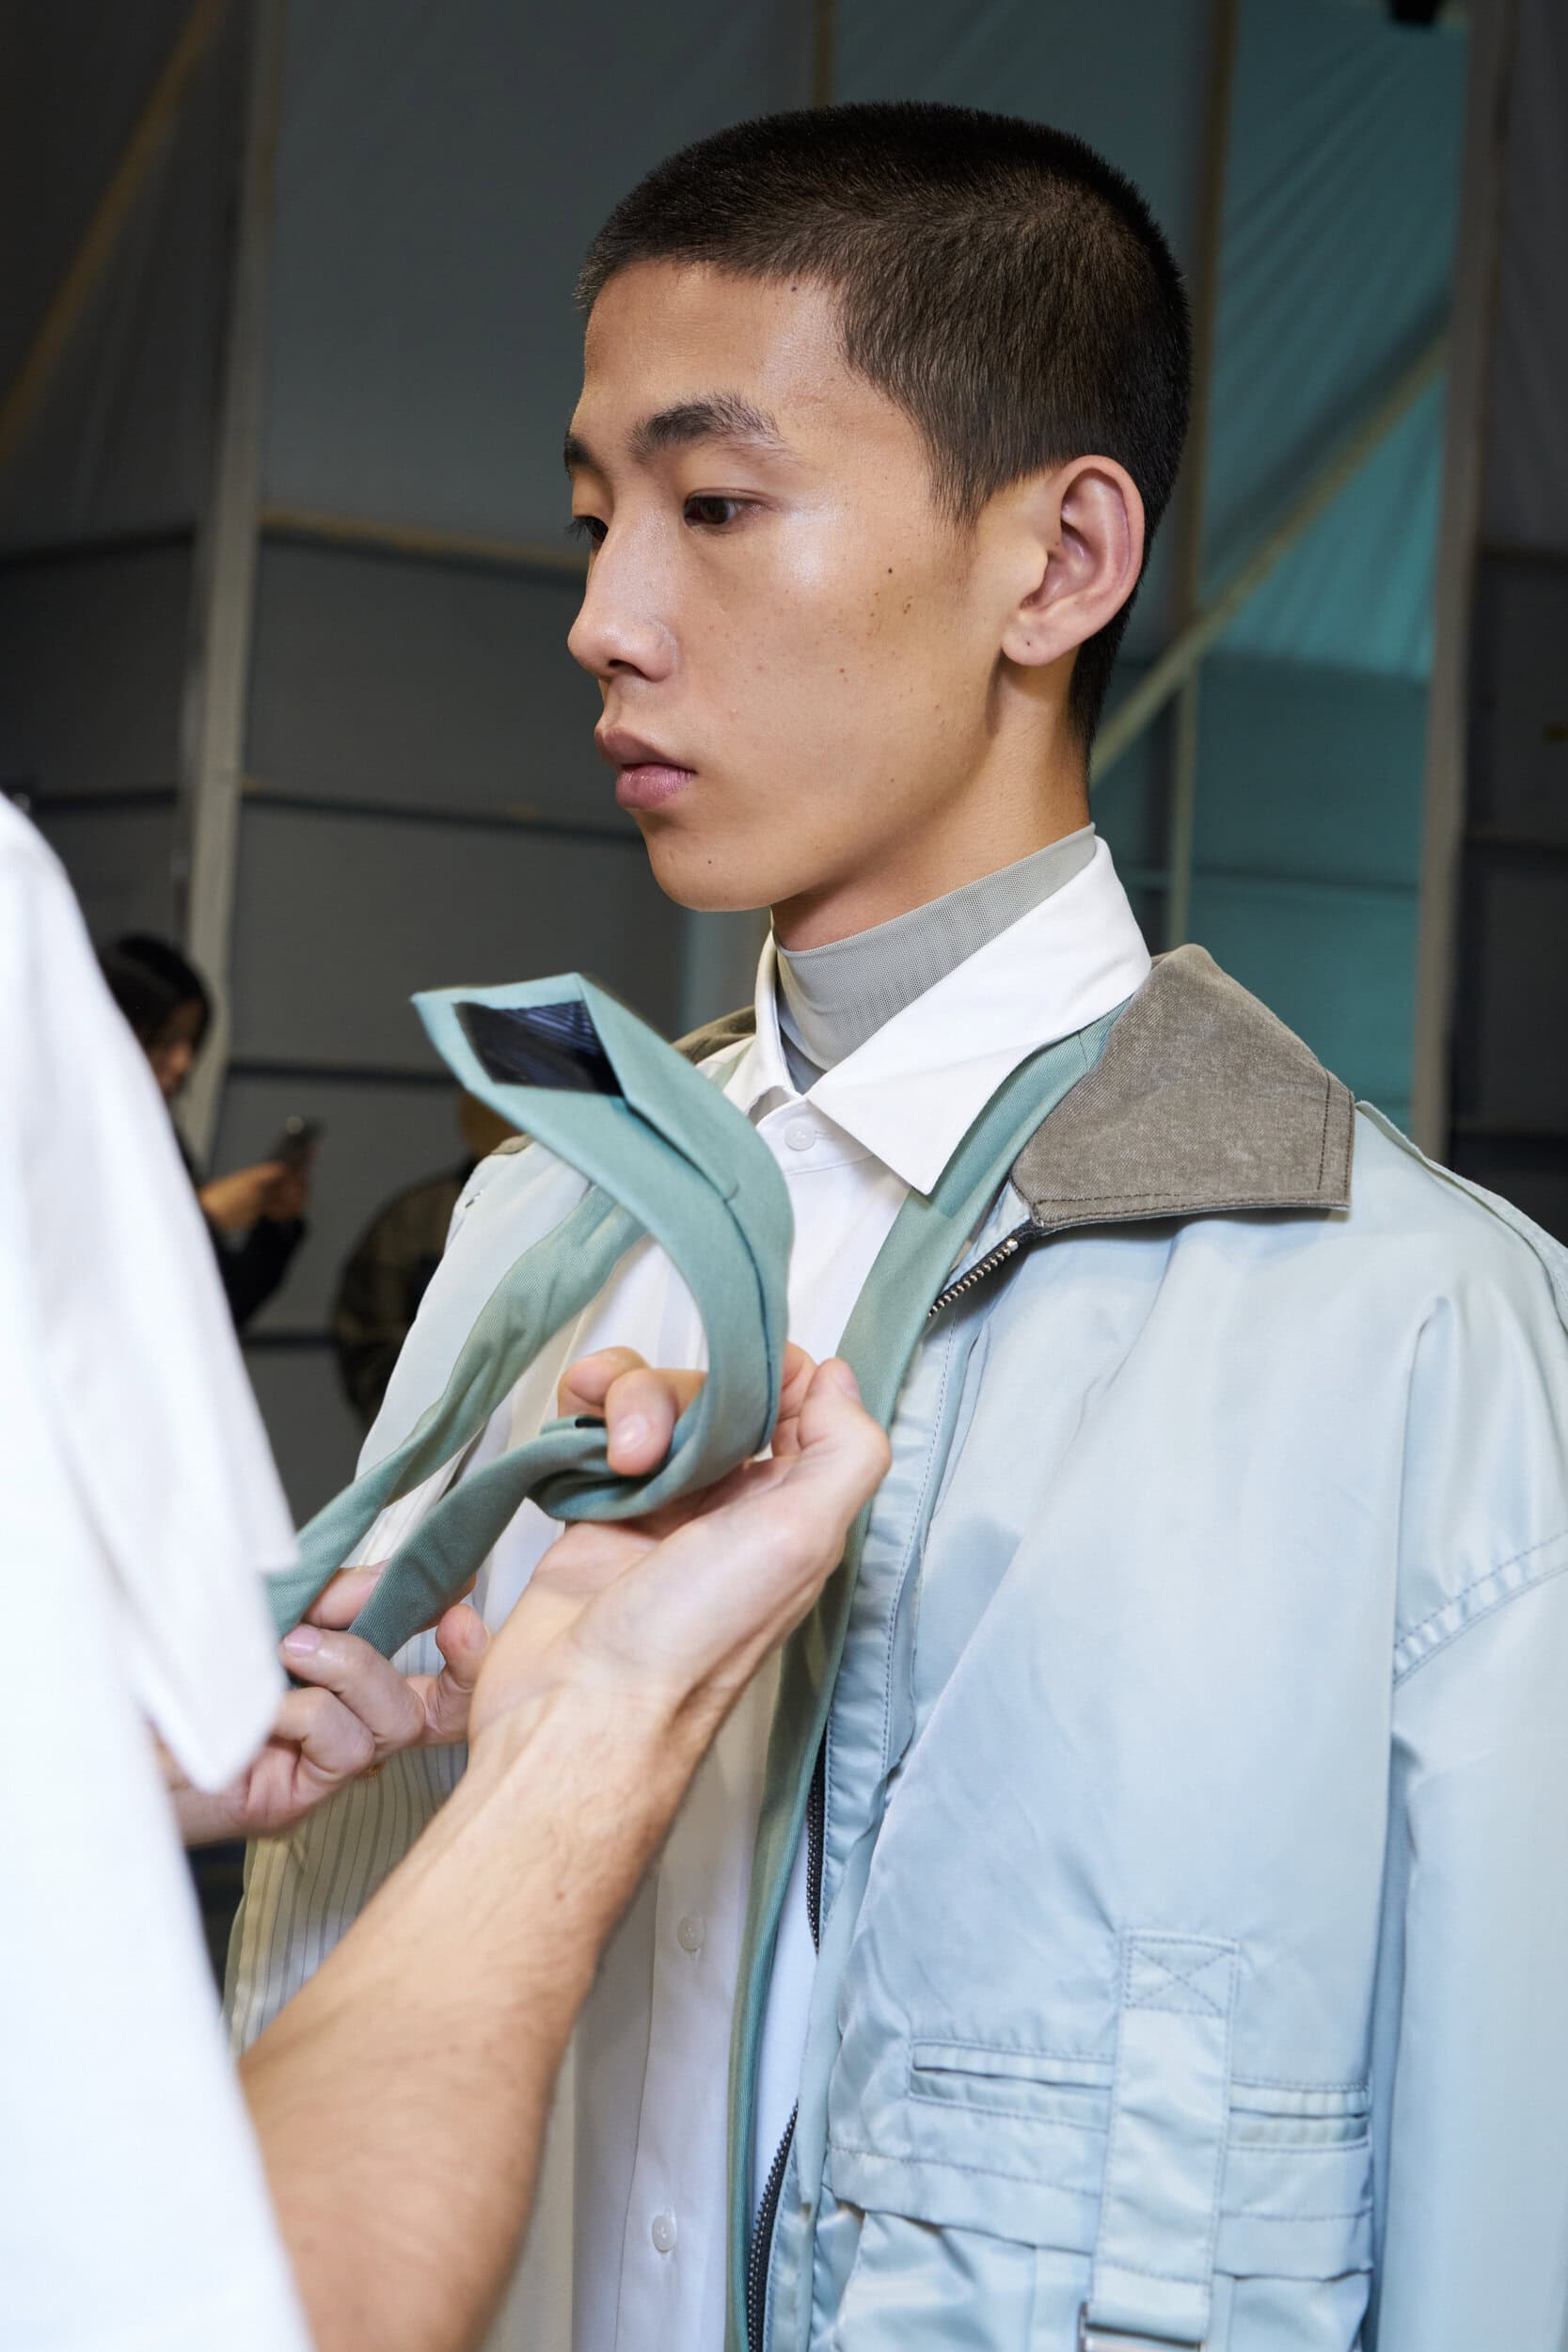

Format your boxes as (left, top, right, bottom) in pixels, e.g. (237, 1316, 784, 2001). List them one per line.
(8, 803, 293, 1788)
(0, 804, 312, 2350)
(0, 1530, 314, 2352)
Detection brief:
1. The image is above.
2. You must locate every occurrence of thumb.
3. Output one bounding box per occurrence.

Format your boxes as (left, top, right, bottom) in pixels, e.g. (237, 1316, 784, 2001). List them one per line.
(773, 1358, 890, 1525)
(418, 1602, 491, 1742)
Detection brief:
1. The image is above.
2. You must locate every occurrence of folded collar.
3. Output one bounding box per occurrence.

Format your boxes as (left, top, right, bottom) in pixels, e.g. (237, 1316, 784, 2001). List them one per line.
(734, 839, 1151, 1196)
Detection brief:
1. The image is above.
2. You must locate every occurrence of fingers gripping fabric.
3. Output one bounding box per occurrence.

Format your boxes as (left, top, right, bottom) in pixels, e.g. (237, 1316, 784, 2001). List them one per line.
(265, 975, 794, 1660)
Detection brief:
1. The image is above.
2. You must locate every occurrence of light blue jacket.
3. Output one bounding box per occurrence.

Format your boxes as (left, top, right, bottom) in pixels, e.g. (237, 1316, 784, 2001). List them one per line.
(233, 948, 1568, 2352)
(691, 949, 1568, 2352)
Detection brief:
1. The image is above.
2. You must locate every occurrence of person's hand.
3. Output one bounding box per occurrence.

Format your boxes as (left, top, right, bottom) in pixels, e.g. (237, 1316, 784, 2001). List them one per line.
(557, 1340, 818, 1474)
(468, 1349, 889, 1767)
(259, 1157, 311, 1222)
(167, 1591, 489, 1846)
(199, 1160, 289, 1233)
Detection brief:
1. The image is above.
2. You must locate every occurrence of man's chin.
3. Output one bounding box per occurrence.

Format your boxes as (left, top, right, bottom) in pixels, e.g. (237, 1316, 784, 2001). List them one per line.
(640, 834, 775, 917)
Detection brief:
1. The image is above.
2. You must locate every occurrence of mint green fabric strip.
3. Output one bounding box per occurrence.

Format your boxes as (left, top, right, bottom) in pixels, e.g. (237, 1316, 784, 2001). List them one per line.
(267, 973, 793, 1662)
(723, 1006, 1124, 2352)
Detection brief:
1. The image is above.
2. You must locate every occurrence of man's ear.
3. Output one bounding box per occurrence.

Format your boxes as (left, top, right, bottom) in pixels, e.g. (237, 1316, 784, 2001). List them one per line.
(999, 457, 1146, 671)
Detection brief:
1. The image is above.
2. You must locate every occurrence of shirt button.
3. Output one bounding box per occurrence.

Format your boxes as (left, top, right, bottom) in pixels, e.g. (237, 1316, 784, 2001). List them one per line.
(651, 2211, 677, 2255)
(784, 1119, 816, 1153)
(677, 1913, 705, 1955)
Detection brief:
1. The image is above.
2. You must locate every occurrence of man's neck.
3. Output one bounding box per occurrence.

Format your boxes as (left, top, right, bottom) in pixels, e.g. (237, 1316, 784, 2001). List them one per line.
(773, 827, 1097, 1089)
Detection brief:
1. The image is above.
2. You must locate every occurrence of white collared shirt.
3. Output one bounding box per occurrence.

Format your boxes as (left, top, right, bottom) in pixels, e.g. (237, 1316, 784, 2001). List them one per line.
(230, 836, 1150, 2352)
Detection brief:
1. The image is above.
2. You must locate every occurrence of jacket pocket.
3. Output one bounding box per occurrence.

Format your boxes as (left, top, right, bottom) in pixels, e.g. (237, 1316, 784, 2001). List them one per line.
(827, 1929, 1377, 2352)
(1227, 2080, 1370, 2150)
(909, 2041, 1113, 2133)
(1216, 2084, 1373, 2286)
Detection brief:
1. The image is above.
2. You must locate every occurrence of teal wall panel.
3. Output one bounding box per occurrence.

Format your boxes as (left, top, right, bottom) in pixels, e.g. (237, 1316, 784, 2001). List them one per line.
(1096, 653, 1427, 1125)
(1188, 872, 1416, 1121)
(1191, 659, 1428, 886)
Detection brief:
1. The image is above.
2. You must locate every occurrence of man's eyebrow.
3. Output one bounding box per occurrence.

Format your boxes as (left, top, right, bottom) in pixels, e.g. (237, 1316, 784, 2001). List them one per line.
(631, 395, 785, 462)
(563, 397, 787, 480)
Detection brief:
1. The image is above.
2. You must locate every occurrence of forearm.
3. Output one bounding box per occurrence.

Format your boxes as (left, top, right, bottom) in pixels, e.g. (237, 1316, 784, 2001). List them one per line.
(240, 1686, 705, 2352)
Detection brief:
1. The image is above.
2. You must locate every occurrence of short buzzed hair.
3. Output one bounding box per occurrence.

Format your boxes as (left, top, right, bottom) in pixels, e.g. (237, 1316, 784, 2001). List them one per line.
(579, 103, 1192, 746)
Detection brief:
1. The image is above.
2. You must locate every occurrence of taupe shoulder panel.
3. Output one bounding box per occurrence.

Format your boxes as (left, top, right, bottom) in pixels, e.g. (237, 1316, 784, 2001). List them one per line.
(1013, 946, 1354, 1231)
(675, 1006, 757, 1067)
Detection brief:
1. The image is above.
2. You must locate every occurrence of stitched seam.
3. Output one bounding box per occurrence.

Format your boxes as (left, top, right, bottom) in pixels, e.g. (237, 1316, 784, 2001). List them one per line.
(912, 2040, 1113, 2067)
(1222, 2206, 1371, 2222)
(1205, 1947, 1236, 2300)
(1231, 2075, 1369, 2094)
(1320, 1074, 1335, 1187)
(1396, 1526, 1568, 1646)
(830, 2145, 1368, 2231)
(1031, 1184, 1336, 1210)
(1099, 2256, 1211, 2284)
(1129, 1945, 1228, 2016)
(879, 1324, 958, 1775)
(1229, 2137, 1370, 2153)
(906, 2088, 1107, 2133)
(831, 2141, 1098, 2195)
(1393, 1527, 1568, 1685)
(1093, 1932, 1136, 2289)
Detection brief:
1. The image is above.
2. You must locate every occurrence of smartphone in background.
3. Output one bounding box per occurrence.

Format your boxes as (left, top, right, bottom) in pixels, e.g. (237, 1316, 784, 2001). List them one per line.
(269, 1115, 325, 1167)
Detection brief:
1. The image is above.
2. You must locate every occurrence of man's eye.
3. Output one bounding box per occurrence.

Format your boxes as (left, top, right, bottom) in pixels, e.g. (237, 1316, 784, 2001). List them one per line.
(683, 495, 744, 529)
(566, 516, 608, 548)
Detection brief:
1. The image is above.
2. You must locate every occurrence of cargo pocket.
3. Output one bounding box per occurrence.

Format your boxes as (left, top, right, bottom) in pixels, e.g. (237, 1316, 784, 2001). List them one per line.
(909, 2041, 1113, 2137)
(1215, 2080, 1373, 2327)
(822, 1931, 1370, 2352)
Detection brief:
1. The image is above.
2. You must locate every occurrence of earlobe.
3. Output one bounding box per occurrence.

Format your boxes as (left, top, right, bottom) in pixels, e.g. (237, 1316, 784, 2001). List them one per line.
(1001, 457, 1145, 672)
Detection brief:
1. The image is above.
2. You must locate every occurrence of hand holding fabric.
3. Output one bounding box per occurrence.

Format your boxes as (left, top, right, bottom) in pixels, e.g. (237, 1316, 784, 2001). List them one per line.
(168, 1594, 488, 1844)
(467, 1347, 886, 1764)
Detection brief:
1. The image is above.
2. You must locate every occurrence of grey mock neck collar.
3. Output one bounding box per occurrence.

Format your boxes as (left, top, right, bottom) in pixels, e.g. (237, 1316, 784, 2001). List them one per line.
(675, 945, 1355, 1232)
(772, 827, 1097, 1087)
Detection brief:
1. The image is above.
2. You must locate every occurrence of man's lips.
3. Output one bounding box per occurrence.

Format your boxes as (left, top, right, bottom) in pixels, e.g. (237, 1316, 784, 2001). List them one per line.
(596, 726, 696, 813)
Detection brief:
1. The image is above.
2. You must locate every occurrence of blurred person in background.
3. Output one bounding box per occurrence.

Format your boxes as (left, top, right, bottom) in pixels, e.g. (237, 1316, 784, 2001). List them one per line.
(333, 1091, 518, 1427)
(100, 931, 312, 1330)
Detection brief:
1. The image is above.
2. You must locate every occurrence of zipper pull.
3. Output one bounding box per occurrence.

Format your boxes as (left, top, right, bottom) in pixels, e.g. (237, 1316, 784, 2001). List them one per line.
(927, 1226, 1030, 1320)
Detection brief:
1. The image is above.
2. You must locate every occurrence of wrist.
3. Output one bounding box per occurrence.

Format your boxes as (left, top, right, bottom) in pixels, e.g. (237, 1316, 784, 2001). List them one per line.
(462, 1679, 706, 1954)
(467, 1671, 697, 1805)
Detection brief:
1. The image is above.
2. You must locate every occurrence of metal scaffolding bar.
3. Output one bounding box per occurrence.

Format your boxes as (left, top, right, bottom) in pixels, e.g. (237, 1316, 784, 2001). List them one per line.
(1410, 0, 1518, 1156)
(181, 0, 289, 1159)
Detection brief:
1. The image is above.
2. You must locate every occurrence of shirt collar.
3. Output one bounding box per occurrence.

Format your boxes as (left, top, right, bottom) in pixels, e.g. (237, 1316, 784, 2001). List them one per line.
(730, 838, 1151, 1195)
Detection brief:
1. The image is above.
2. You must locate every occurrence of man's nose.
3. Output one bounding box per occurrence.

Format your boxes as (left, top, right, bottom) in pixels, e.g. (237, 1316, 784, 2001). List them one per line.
(567, 532, 676, 684)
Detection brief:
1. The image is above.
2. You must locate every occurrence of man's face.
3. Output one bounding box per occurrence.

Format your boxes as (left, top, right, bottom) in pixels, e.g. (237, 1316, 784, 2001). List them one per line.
(566, 263, 1015, 940)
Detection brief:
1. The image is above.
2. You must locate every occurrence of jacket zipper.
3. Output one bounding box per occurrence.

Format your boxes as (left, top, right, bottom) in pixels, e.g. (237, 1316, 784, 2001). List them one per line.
(926, 1222, 1034, 1320)
(748, 1215, 1033, 2344)
(746, 1234, 1035, 2346)
(746, 1740, 827, 2352)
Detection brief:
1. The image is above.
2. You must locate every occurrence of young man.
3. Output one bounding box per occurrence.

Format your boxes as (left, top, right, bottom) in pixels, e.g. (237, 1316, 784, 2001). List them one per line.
(230, 103, 1568, 2352)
